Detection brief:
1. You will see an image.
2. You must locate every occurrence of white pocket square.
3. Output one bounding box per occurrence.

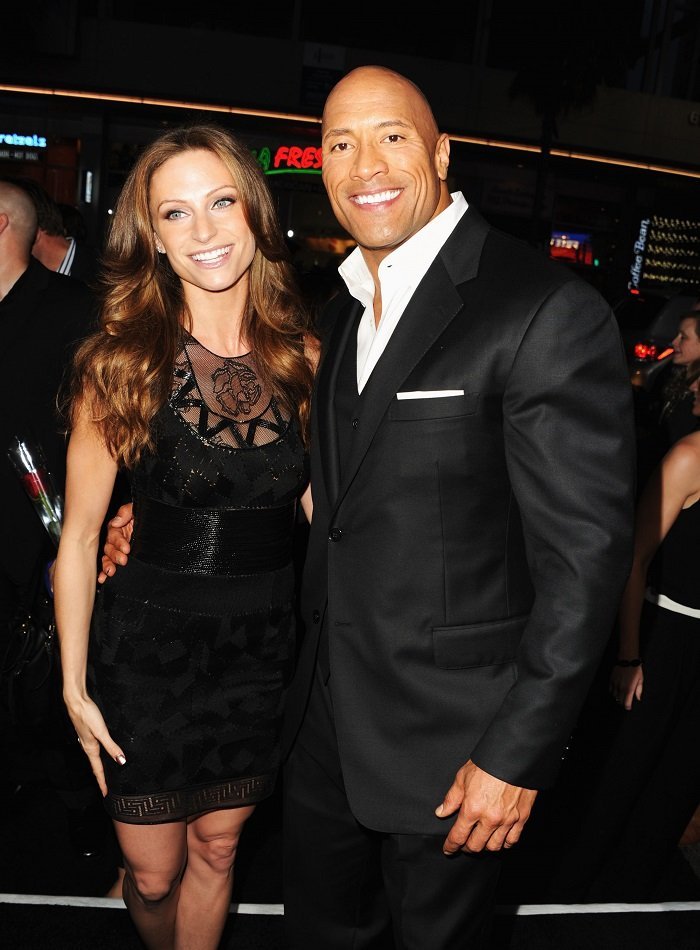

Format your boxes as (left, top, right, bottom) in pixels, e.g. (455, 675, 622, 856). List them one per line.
(396, 390, 464, 400)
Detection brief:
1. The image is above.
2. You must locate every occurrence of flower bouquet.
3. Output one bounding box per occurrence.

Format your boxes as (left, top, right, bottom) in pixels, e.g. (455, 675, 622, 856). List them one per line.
(7, 435, 63, 549)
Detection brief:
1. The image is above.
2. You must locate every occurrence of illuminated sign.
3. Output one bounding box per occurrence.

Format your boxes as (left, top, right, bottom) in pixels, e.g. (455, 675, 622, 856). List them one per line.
(629, 215, 700, 291)
(628, 218, 650, 290)
(0, 132, 47, 147)
(550, 231, 594, 267)
(253, 145, 322, 176)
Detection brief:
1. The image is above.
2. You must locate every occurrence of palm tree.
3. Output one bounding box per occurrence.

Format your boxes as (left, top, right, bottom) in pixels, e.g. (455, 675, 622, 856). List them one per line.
(506, 5, 634, 247)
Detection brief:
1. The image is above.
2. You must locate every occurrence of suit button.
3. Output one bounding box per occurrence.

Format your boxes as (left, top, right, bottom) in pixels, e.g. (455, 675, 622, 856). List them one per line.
(312, 610, 320, 623)
(352, 418, 359, 429)
(328, 527, 342, 542)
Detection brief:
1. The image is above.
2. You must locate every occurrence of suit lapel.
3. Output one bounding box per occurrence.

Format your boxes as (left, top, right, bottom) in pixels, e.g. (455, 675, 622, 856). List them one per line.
(332, 263, 462, 510)
(315, 297, 363, 505)
(332, 208, 487, 513)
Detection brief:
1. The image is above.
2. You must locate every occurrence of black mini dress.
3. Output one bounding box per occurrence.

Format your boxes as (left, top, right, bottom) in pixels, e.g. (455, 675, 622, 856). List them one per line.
(88, 335, 308, 824)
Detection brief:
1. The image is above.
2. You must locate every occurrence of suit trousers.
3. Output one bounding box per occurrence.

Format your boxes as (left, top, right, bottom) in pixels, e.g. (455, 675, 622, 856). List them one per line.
(282, 661, 502, 950)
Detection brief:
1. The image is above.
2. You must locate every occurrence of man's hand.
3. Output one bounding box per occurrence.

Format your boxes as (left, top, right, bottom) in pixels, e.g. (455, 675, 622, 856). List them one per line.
(435, 760, 537, 854)
(98, 503, 134, 584)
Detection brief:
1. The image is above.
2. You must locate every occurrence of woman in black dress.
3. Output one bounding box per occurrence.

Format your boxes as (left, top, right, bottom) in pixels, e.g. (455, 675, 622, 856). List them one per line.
(54, 124, 315, 949)
(553, 361, 700, 901)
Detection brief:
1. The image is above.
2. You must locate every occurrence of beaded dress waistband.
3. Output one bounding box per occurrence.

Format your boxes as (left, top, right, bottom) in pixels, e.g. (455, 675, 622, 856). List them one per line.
(129, 494, 295, 575)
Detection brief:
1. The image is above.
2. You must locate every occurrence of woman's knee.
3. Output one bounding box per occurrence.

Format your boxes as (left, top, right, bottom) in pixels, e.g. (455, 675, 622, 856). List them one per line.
(187, 807, 255, 874)
(115, 818, 187, 905)
(188, 828, 241, 873)
(126, 866, 182, 905)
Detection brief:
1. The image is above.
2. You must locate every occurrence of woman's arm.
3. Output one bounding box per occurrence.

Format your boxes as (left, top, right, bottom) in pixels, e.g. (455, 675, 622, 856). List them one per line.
(612, 433, 700, 709)
(53, 407, 127, 793)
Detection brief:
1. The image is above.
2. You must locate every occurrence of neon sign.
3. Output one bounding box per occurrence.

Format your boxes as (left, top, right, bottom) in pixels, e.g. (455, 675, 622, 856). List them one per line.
(0, 132, 47, 148)
(631, 214, 700, 290)
(628, 218, 649, 290)
(253, 145, 322, 176)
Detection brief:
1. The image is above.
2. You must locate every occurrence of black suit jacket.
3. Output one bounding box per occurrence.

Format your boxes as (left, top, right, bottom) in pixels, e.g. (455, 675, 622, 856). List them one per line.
(1, 259, 96, 600)
(282, 206, 636, 835)
(68, 241, 101, 287)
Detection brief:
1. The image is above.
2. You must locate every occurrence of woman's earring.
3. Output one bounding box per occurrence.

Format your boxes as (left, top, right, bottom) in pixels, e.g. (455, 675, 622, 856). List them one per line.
(155, 238, 165, 255)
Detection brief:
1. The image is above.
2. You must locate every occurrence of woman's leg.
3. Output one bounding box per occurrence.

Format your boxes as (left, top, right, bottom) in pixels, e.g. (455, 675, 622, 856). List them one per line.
(114, 804, 255, 950)
(114, 819, 188, 950)
(175, 805, 256, 949)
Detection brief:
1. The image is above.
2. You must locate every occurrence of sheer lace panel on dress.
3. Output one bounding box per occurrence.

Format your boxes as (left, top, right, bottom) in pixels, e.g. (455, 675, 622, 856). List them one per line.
(171, 336, 290, 449)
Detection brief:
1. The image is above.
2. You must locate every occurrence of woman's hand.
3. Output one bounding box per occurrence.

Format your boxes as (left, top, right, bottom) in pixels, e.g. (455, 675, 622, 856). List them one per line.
(609, 664, 644, 711)
(65, 696, 126, 797)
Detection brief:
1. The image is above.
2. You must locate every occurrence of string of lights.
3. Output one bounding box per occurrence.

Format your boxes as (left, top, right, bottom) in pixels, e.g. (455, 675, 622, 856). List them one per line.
(3, 82, 700, 182)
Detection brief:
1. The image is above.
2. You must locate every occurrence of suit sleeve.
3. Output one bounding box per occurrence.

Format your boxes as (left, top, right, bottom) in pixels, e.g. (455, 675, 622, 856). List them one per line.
(470, 278, 637, 789)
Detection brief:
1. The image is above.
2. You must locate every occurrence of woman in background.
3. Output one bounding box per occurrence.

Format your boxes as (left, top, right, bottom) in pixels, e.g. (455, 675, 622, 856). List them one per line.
(555, 359, 700, 901)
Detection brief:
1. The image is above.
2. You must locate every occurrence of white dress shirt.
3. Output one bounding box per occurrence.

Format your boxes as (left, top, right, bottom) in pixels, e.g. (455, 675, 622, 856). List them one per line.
(57, 237, 76, 275)
(338, 192, 468, 393)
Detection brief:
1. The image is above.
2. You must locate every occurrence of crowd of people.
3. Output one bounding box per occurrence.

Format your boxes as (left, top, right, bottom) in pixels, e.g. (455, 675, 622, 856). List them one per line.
(1, 65, 698, 949)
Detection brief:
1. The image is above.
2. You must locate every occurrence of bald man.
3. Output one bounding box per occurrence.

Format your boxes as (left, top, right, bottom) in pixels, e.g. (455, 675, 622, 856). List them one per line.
(280, 66, 636, 948)
(0, 176, 99, 283)
(0, 181, 103, 856)
(0, 181, 95, 622)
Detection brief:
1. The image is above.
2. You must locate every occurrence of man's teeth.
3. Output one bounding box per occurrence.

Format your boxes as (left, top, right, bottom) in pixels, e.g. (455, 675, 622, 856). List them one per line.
(192, 246, 230, 262)
(353, 190, 400, 206)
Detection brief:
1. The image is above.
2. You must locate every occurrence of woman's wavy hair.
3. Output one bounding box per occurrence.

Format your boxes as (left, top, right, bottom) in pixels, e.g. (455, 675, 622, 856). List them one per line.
(66, 123, 314, 467)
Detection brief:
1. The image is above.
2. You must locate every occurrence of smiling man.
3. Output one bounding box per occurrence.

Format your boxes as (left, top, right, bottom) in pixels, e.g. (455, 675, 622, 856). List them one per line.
(280, 65, 637, 949)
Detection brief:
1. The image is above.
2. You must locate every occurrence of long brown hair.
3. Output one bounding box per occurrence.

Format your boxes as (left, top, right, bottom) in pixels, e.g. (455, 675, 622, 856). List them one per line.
(66, 124, 314, 466)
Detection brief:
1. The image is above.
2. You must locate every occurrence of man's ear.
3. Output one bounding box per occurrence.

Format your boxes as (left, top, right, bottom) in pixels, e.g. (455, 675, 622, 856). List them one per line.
(0, 211, 9, 236)
(32, 226, 48, 249)
(436, 133, 451, 182)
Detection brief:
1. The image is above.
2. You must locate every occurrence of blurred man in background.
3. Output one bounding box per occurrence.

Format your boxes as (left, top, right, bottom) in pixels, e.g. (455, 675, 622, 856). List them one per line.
(0, 179, 106, 859)
(1, 176, 99, 284)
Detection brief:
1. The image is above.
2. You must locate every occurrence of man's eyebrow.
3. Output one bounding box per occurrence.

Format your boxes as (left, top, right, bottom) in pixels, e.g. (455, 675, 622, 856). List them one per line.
(322, 126, 352, 140)
(323, 119, 412, 141)
(377, 119, 411, 130)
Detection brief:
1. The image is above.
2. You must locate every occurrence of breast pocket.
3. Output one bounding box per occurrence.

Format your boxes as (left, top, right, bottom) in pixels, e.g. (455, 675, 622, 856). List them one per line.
(388, 392, 479, 421)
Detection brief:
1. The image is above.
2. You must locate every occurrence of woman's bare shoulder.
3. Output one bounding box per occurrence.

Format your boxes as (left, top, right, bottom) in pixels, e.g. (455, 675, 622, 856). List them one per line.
(669, 428, 700, 460)
(662, 429, 700, 490)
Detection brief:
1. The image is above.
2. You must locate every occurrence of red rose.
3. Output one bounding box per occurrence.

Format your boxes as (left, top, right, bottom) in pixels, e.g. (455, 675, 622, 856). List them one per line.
(21, 470, 46, 500)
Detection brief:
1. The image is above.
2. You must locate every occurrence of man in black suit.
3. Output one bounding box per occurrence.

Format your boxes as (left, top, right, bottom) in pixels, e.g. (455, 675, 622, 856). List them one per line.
(0, 180, 95, 624)
(101, 67, 637, 946)
(279, 66, 636, 948)
(0, 179, 104, 856)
